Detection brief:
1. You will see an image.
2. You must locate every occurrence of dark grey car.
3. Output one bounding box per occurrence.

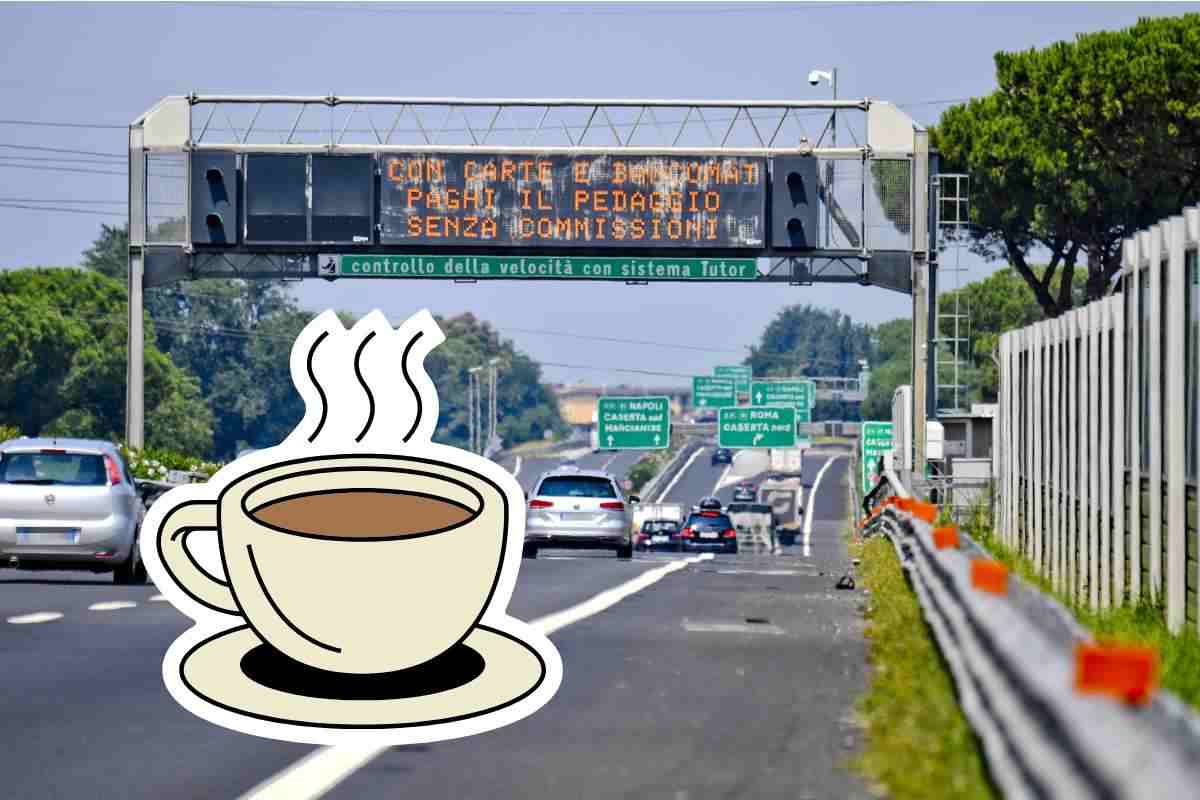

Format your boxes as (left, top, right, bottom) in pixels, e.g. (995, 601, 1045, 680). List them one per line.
(0, 438, 147, 584)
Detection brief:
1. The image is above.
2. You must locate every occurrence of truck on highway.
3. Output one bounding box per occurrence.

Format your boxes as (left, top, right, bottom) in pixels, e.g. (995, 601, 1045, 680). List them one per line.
(768, 447, 804, 479)
(757, 478, 802, 546)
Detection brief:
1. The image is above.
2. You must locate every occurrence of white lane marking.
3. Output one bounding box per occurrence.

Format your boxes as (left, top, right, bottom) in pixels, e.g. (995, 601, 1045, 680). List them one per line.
(88, 601, 138, 611)
(149, 594, 169, 602)
(803, 455, 843, 551)
(7, 611, 63, 625)
(712, 464, 733, 494)
(655, 446, 706, 502)
(534, 552, 711, 636)
(236, 552, 713, 800)
(512, 456, 522, 479)
(601, 452, 620, 471)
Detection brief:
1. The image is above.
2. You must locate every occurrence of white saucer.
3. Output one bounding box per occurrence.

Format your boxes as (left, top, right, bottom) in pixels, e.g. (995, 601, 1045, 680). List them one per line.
(178, 624, 546, 729)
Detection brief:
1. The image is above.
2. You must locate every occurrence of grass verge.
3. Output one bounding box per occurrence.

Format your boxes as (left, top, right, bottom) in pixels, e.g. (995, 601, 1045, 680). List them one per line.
(965, 517, 1200, 710)
(848, 530, 999, 800)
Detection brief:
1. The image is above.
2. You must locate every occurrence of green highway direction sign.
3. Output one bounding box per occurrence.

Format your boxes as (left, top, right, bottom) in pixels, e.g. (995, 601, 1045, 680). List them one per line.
(861, 421, 894, 494)
(751, 379, 813, 446)
(749, 380, 810, 409)
(318, 254, 759, 281)
(596, 396, 671, 450)
(714, 365, 752, 396)
(692, 376, 737, 409)
(718, 406, 797, 449)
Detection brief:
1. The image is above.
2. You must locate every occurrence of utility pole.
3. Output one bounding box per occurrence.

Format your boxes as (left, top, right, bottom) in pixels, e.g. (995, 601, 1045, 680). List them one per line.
(486, 357, 501, 456)
(467, 366, 484, 454)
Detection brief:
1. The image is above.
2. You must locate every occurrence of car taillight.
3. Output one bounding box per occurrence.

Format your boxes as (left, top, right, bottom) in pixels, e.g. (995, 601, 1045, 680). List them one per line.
(722, 528, 737, 539)
(600, 501, 624, 511)
(104, 455, 122, 485)
(528, 499, 553, 509)
(680, 527, 694, 538)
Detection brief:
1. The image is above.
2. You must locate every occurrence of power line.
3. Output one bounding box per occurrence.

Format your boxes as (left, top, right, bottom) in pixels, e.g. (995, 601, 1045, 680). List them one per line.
(0, 163, 125, 176)
(183, 2, 902, 16)
(160, 287, 752, 354)
(0, 202, 124, 216)
(0, 143, 126, 159)
(0, 197, 127, 204)
(0, 119, 126, 130)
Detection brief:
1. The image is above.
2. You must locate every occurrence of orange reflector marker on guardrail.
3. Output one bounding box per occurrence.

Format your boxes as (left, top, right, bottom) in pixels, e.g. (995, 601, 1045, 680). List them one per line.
(910, 501, 938, 523)
(1074, 644, 1159, 705)
(971, 559, 1008, 595)
(933, 525, 960, 549)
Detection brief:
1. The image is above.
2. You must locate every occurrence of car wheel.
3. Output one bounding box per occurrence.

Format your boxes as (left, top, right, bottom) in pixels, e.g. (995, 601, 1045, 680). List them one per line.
(113, 552, 138, 585)
(522, 543, 538, 559)
(616, 544, 634, 560)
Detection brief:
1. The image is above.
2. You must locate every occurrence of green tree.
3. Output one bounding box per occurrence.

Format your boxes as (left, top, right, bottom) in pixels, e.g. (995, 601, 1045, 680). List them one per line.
(935, 13, 1200, 316)
(861, 319, 912, 420)
(747, 305, 873, 379)
(428, 313, 567, 450)
(81, 223, 128, 281)
(0, 268, 213, 453)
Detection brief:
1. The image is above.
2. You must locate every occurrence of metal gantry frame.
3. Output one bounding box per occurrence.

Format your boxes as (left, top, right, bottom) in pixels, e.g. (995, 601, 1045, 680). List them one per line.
(126, 93, 932, 448)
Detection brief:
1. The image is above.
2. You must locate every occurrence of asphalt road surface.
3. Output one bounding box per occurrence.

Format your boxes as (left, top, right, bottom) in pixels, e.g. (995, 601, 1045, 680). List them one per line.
(1, 445, 868, 799)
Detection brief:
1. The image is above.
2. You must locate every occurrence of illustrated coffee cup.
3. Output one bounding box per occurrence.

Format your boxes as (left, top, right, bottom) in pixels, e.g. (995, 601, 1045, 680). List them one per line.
(156, 454, 506, 674)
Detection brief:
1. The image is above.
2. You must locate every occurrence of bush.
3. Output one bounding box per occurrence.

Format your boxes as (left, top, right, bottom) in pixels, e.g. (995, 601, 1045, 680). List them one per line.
(0, 423, 21, 443)
(117, 442, 223, 481)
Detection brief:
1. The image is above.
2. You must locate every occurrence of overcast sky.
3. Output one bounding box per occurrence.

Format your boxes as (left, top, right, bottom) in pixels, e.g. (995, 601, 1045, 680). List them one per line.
(2, 1, 1192, 388)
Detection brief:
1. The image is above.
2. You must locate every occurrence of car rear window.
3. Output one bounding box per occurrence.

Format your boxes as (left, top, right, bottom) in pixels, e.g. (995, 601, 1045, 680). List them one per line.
(686, 513, 732, 531)
(642, 520, 679, 533)
(0, 452, 108, 486)
(536, 476, 618, 499)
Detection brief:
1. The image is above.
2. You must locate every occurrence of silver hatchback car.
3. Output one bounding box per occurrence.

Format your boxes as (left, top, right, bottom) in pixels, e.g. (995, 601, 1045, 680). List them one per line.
(523, 466, 636, 559)
(0, 438, 147, 584)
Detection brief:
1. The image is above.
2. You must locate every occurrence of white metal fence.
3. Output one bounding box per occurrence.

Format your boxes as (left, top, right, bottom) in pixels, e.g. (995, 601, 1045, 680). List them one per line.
(998, 204, 1200, 632)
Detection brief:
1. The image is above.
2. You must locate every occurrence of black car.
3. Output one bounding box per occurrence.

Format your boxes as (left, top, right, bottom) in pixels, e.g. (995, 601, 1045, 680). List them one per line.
(711, 448, 733, 466)
(637, 519, 682, 552)
(680, 508, 738, 554)
(732, 482, 755, 503)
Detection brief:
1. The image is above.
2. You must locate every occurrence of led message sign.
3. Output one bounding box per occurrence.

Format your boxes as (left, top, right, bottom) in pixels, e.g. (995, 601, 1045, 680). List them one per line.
(378, 153, 765, 248)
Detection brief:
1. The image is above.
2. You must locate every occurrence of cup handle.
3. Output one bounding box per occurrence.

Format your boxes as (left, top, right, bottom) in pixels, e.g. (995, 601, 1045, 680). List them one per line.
(156, 500, 239, 614)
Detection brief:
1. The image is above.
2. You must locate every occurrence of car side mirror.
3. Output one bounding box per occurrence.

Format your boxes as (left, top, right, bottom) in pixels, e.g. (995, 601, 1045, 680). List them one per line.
(629, 495, 640, 504)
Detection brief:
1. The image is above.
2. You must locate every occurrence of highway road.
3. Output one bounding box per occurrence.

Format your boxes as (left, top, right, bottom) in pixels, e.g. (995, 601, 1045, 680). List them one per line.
(1, 444, 867, 799)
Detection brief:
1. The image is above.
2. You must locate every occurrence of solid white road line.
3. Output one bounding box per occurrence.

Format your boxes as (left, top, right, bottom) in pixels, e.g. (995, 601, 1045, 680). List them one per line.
(711, 464, 732, 495)
(601, 452, 620, 471)
(512, 456, 522, 479)
(6, 611, 63, 625)
(803, 455, 843, 548)
(654, 446, 706, 503)
(236, 553, 713, 800)
(88, 601, 138, 611)
(149, 594, 169, 602)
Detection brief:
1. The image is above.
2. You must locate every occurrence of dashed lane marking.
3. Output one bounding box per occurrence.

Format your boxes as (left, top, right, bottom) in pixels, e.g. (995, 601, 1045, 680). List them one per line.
(6, 612, 63, 625)
(235, 552, 714, 800)
(149, 594, 169, 602)
(682, 620, 786, 636)
(88, 601, 138, 611)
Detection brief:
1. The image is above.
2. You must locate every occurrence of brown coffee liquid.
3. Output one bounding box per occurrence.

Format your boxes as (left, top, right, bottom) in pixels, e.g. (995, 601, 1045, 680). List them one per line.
(253, 491, 473, 539)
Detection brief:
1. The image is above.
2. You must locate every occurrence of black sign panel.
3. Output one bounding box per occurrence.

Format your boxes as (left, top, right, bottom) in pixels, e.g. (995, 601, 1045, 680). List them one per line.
(379, 153, 765, 248)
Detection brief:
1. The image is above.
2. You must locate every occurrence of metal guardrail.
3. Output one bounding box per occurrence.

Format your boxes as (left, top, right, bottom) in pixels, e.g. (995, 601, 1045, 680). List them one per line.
(863, 471, 1200, 799)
